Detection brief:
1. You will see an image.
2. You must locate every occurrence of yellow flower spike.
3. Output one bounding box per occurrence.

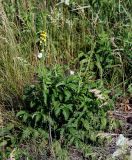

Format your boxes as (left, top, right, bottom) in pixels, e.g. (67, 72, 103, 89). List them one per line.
(41, 31, 46, 34)
(40, 31, 47, 43)
(40, 34, 46, 37)
(40, 32, 46, 37)
(41, 32, 46, 35)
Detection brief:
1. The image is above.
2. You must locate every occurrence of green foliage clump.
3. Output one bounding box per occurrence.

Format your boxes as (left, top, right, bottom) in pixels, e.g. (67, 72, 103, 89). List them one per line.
(17, 66, 114, 148)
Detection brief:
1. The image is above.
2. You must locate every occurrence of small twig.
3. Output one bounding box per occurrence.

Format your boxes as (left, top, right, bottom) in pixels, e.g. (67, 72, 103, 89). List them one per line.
(48, 112, 55, 158)
(48, 112, 52, 145)
(71, 6, 90, 11)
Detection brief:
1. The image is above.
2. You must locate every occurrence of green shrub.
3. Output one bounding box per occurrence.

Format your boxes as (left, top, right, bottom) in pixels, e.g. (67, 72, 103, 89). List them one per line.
(17, 66, 114, 148)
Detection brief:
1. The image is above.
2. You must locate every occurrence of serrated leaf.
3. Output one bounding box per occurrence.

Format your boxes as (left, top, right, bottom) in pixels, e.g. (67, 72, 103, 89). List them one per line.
(62, 107, 70, 120)
(69, 128, 77, 135)
(23, 113, 30, 122)
(55, 107, 61, 117)
(22, 127, 32, 139)
(82, 119, 89, 130)
(32, 112, 42, 123)
(68, 83, 78, 92)
(64, 90, 71, 101)
(16, 110, 27, 117)
(56, 81, 65, 88)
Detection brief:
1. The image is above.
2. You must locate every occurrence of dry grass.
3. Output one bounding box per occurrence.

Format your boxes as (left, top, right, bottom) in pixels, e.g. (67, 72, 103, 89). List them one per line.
(0, 105, 3, 127)
(0, 1, 34, 103)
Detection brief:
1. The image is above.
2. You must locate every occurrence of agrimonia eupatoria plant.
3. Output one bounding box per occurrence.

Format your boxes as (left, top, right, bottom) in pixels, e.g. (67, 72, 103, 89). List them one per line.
(17, 65, 117, 148)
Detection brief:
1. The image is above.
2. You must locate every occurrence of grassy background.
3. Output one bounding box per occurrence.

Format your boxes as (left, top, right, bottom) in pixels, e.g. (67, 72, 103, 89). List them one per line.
(0, 0, 131, 104)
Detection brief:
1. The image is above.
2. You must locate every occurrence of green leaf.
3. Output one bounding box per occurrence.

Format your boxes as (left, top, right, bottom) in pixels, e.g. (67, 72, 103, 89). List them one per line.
(80, 59, 88, 64)
(90, 132, 96, 142)
(32, 112, 42, 123)
(101, 117, 107, 129)
(22, 127, 32, 139)
(0, 140, 7, 147)
(82, 119, 90, 130)
(67, 104, 73, 112)
(62, 107, 70, 121)
(69, 128, 77, 136)
(59, 94, 63, 101)
(16, 110, 27, 117)
(55, 107, 61, 117)
(128, 83, 132, 94)
(30, 101, 35, 108)
(56, 81, 65, 88)
(17, 111, 30, 122)
(64, 90, 71, 101)
(32, 129, 39, 138)
(68, 83, 78, 92)
(38, 128, 49, 139)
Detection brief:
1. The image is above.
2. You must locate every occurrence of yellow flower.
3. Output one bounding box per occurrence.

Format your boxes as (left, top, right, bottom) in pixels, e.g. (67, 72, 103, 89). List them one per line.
(40, 31, 47, 42)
